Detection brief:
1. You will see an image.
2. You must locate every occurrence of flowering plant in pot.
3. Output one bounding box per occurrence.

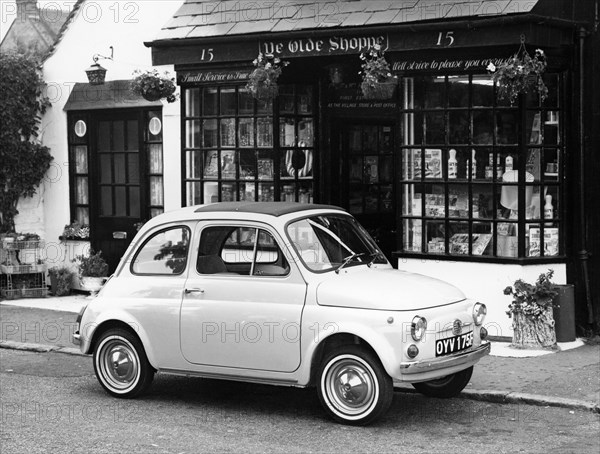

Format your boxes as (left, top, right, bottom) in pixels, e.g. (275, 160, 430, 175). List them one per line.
(48, 266, 74, 296)
(504, 269, 559, 349)
(246, 53, 289, 100)
(130, 69, 177, 103)
(74, 250, 109, 294)
(359, 43, 397, 100)
(487, 39, 548, 105)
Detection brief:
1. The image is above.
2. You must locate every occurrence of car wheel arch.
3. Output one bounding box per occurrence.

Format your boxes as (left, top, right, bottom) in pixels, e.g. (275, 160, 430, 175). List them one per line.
(309, 332, 379, 386)
(89, 320, 157, 370)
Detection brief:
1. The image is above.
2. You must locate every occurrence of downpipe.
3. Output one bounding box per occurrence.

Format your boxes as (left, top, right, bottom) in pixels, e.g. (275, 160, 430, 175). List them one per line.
(577, 27, 594, 326)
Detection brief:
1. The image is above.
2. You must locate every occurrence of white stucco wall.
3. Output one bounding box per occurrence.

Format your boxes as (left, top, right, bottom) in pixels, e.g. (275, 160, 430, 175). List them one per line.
(397, 259, 567, 338)
(16, 1, 182, 266)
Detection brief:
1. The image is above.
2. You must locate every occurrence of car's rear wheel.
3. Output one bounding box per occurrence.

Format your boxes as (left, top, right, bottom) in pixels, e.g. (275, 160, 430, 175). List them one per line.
(93, 328, 154, 398)
(317, 345, 393, 425)
(411, 366, 473, 398)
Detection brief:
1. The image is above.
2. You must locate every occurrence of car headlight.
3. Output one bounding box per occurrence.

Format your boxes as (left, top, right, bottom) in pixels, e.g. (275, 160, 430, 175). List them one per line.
(411, 316, 427, 341)
(473, 303, 487, 326)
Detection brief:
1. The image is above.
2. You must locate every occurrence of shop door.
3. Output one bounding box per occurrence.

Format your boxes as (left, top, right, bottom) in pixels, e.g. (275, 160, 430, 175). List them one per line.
(337, 121, 397, 261)
(91, 112, 144, 272)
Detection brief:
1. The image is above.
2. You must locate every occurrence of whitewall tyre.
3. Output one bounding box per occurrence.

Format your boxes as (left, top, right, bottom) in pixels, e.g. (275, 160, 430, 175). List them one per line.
(317, 346, 393, 425)
(411, 366, 473, 398)
(93, 329, 154, 398)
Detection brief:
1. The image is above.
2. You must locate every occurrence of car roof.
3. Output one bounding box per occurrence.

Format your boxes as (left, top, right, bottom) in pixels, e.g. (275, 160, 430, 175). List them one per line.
(194, 202, 345, 217)
(139, 202, 348, 232)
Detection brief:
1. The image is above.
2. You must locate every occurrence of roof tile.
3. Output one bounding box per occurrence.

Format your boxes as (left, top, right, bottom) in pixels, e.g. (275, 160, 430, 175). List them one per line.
(340, 11, 373, 27)
(186, 22, 236, 38)
(229, 19, 277, 35)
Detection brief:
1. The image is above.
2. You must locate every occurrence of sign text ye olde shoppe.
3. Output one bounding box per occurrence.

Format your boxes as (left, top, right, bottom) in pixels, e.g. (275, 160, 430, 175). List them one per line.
(260, 35, 388, 58)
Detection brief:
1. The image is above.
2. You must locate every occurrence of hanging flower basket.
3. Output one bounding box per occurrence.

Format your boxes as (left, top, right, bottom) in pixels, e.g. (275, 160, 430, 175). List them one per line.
(246, 53, 289, 100)
(359, 44, 397, 100)
(504, 270, 559, 349)
(487, 36, 548, 105)
(130, 69, 178, 103)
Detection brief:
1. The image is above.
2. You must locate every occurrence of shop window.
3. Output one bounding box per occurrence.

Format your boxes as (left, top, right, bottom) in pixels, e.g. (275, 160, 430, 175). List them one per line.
(400, 74, 563, 260)
(183, 85, 316, 205)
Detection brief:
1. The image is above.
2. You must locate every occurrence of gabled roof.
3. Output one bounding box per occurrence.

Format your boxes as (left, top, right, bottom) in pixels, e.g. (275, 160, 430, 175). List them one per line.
(0, 0, 82, 59)
(153, 0, 540, 42)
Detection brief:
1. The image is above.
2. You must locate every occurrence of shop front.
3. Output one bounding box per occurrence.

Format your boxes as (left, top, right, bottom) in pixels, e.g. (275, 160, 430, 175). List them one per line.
(148, 0, 597, 336)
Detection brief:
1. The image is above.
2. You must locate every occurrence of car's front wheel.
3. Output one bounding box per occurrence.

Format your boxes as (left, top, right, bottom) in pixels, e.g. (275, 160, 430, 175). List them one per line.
(317, 346, 393, 425)
(93, 328, 154, 398)
(411, 366, 473, 398)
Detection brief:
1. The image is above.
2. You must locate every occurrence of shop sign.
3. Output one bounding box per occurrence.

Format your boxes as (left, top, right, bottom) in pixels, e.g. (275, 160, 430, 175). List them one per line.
(391, 56, 513, 73)
(260, 34, 388, 58)
(326, 84, 397, 111)
(178, 69, 252, 85)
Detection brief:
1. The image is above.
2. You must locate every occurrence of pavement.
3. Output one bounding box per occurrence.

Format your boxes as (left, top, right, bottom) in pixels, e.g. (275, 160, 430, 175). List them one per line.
(1, 295, 599, 415)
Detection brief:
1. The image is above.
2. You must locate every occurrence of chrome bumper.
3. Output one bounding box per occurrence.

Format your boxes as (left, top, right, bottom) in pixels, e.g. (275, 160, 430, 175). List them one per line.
(72, 331, 81, 346)
(400, 342, 491, 375)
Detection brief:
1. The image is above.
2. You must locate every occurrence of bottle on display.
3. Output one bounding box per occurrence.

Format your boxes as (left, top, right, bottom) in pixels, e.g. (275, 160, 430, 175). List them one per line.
(544, 194, 553, 225)
(495, 155, 502, 179)
(471, 149, 477, 179)
(505, 155, 513, 172)
(448, 149, 457, 179)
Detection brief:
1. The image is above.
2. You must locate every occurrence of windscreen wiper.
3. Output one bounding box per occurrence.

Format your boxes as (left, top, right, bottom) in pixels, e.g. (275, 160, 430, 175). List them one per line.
(336, 252, 366, 274)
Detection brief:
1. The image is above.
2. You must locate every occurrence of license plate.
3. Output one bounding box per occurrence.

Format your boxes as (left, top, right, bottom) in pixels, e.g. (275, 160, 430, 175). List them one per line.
(435, 331, 473, 357)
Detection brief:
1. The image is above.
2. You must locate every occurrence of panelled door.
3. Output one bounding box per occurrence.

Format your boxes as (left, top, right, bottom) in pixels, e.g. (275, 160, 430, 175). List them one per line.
(336, 120, 397, 261)
(91, 111, 144, 272)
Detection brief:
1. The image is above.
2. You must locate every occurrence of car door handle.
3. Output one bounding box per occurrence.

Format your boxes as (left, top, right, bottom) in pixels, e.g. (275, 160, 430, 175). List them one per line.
(184, 288, 205, 294)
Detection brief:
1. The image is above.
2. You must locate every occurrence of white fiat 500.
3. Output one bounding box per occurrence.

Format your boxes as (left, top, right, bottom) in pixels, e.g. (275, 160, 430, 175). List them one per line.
(73, 202, 490, 425)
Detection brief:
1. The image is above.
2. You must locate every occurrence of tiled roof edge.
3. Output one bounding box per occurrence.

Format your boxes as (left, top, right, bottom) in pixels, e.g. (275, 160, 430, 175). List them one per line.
(41, 0, 85, 65)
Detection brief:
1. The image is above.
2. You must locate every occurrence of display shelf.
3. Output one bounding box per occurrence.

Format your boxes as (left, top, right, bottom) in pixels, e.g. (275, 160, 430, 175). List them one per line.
(0, 239, 47, 300)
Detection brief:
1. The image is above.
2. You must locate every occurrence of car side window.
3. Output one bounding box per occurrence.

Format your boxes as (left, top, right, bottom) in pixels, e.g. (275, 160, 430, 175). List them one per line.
(198, 226, 289, 276)
(131, 226, 190, 275)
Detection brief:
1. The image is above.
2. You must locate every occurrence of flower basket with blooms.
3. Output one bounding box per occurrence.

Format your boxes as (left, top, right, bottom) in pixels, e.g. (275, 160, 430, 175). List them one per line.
(60, 221, 90, 241)
(359, 44, 397, 100)
(504, 270, 559, 349)
(130, 69, 177, 103)
(487, 37, 548, 105)
(246, 53, 288, 100)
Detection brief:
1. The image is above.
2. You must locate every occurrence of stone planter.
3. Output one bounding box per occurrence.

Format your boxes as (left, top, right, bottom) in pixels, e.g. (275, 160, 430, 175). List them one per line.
(511, 307, 557, 349)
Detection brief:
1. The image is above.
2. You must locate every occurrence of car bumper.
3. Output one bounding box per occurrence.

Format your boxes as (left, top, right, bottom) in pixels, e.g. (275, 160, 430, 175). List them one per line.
(398, 342, 491, 380)
(72, 331, 81, 346)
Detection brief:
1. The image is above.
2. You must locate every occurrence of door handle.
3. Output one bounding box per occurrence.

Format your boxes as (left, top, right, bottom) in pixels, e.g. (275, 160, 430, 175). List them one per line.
(185, 288, 205, 294)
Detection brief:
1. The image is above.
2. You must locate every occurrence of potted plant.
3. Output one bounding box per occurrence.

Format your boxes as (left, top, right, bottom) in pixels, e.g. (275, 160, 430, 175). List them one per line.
(246, 52, 289, 100)
(504, 269, 559, 349)
(48, 266, 74, 296)
(130, 69, 177, 103)
(359, 43, 397, 100)
(60, 221, 90, 241)
(74, 250, 109, 294)
(487, 39, 548, 105)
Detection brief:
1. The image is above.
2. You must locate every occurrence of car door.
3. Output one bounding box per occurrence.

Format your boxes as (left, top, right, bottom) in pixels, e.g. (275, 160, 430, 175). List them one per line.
(180, 221, 307, 372)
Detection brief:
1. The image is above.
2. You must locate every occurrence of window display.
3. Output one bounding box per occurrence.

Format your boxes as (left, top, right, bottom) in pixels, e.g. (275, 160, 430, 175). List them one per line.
(183, 84, 315, 204)
(400, 74, 563, 259)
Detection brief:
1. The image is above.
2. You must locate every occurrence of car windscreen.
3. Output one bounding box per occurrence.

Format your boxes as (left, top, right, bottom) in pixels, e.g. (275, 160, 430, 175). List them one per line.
(287, 215, 387, 272)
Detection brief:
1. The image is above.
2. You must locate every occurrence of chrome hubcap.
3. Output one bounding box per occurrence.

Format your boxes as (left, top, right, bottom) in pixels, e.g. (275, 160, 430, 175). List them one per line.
(324, 356, 377, 416)
(98, 338, 139, 391)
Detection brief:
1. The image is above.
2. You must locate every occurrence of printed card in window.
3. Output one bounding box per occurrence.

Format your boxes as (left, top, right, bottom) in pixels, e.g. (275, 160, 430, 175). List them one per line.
(258, 158, 273, 180)
(221, 150, 236, 179)
(425, 149, 442, 178)
(204, 150, 218, 178)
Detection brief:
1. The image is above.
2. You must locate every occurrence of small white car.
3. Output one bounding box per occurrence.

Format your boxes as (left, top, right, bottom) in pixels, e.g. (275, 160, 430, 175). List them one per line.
(73, 202, 490, 425)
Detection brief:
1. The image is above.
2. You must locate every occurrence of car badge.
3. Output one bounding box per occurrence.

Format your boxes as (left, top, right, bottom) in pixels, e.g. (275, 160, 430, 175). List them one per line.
(452, 319, 463, 336)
